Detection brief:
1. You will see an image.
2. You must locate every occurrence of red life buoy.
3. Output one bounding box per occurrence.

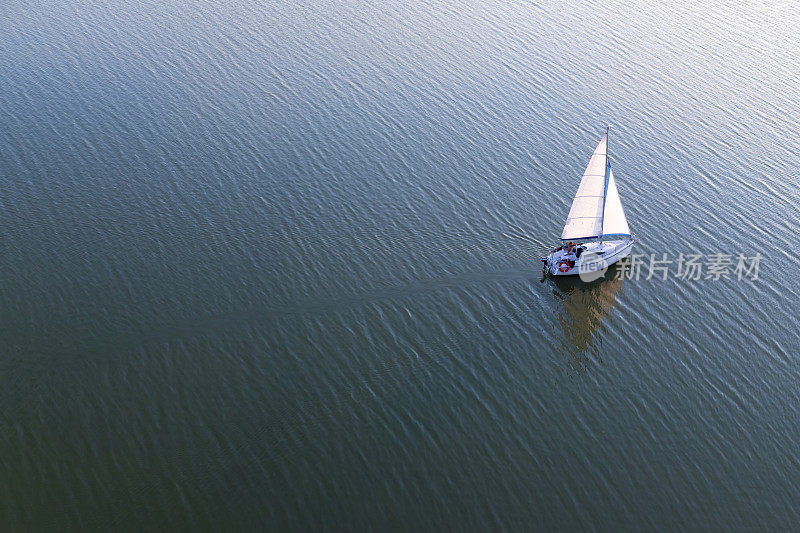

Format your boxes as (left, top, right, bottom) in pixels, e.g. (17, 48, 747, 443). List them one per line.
(558, 260, 571, 272)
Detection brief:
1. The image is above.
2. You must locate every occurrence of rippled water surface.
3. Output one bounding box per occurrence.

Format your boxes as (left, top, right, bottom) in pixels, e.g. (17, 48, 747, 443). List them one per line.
(3, 0, 800, 529)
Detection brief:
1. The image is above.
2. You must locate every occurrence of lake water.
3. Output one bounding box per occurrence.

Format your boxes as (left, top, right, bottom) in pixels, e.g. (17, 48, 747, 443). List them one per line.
(3, 0, 800, 529)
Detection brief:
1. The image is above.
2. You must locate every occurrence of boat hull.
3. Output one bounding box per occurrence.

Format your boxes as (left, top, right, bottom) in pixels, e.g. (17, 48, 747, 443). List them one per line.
(544, 238, 634, 277)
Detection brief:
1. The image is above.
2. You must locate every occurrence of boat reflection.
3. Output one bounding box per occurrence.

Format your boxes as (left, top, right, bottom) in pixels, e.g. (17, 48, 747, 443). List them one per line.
(549, 265, 626, 373)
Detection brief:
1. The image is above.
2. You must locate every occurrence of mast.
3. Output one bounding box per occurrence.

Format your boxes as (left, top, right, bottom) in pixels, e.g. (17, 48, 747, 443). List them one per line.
(600, 126, 610, 244)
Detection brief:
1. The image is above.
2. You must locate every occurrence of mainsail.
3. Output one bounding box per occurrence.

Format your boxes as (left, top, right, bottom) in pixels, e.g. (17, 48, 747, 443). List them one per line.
(560, 133, 630, 240)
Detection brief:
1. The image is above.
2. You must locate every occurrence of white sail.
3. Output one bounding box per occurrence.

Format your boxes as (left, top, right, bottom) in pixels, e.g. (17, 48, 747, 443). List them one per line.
(561, 134, 608, 240)
(601, 166, 630, 237)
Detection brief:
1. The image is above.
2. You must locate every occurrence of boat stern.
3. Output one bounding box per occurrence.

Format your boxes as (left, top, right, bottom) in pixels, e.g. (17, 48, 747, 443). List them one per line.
(543, 248, 577, 276)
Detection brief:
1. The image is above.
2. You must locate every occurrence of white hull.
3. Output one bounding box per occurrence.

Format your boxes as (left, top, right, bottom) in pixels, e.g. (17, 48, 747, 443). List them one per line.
(544, 238, 634, 276)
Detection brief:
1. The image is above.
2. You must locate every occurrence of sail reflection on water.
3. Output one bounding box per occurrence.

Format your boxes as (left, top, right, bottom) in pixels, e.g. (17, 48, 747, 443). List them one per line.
(550, 268, 625, 371)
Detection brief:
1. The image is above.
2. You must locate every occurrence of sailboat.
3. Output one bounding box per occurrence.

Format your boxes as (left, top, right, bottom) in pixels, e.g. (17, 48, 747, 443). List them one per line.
(542, 128, 634, 276)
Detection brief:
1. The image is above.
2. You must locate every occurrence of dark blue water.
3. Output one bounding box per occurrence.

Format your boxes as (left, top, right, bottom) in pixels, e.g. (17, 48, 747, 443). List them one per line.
(2, 0, 800, 529)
